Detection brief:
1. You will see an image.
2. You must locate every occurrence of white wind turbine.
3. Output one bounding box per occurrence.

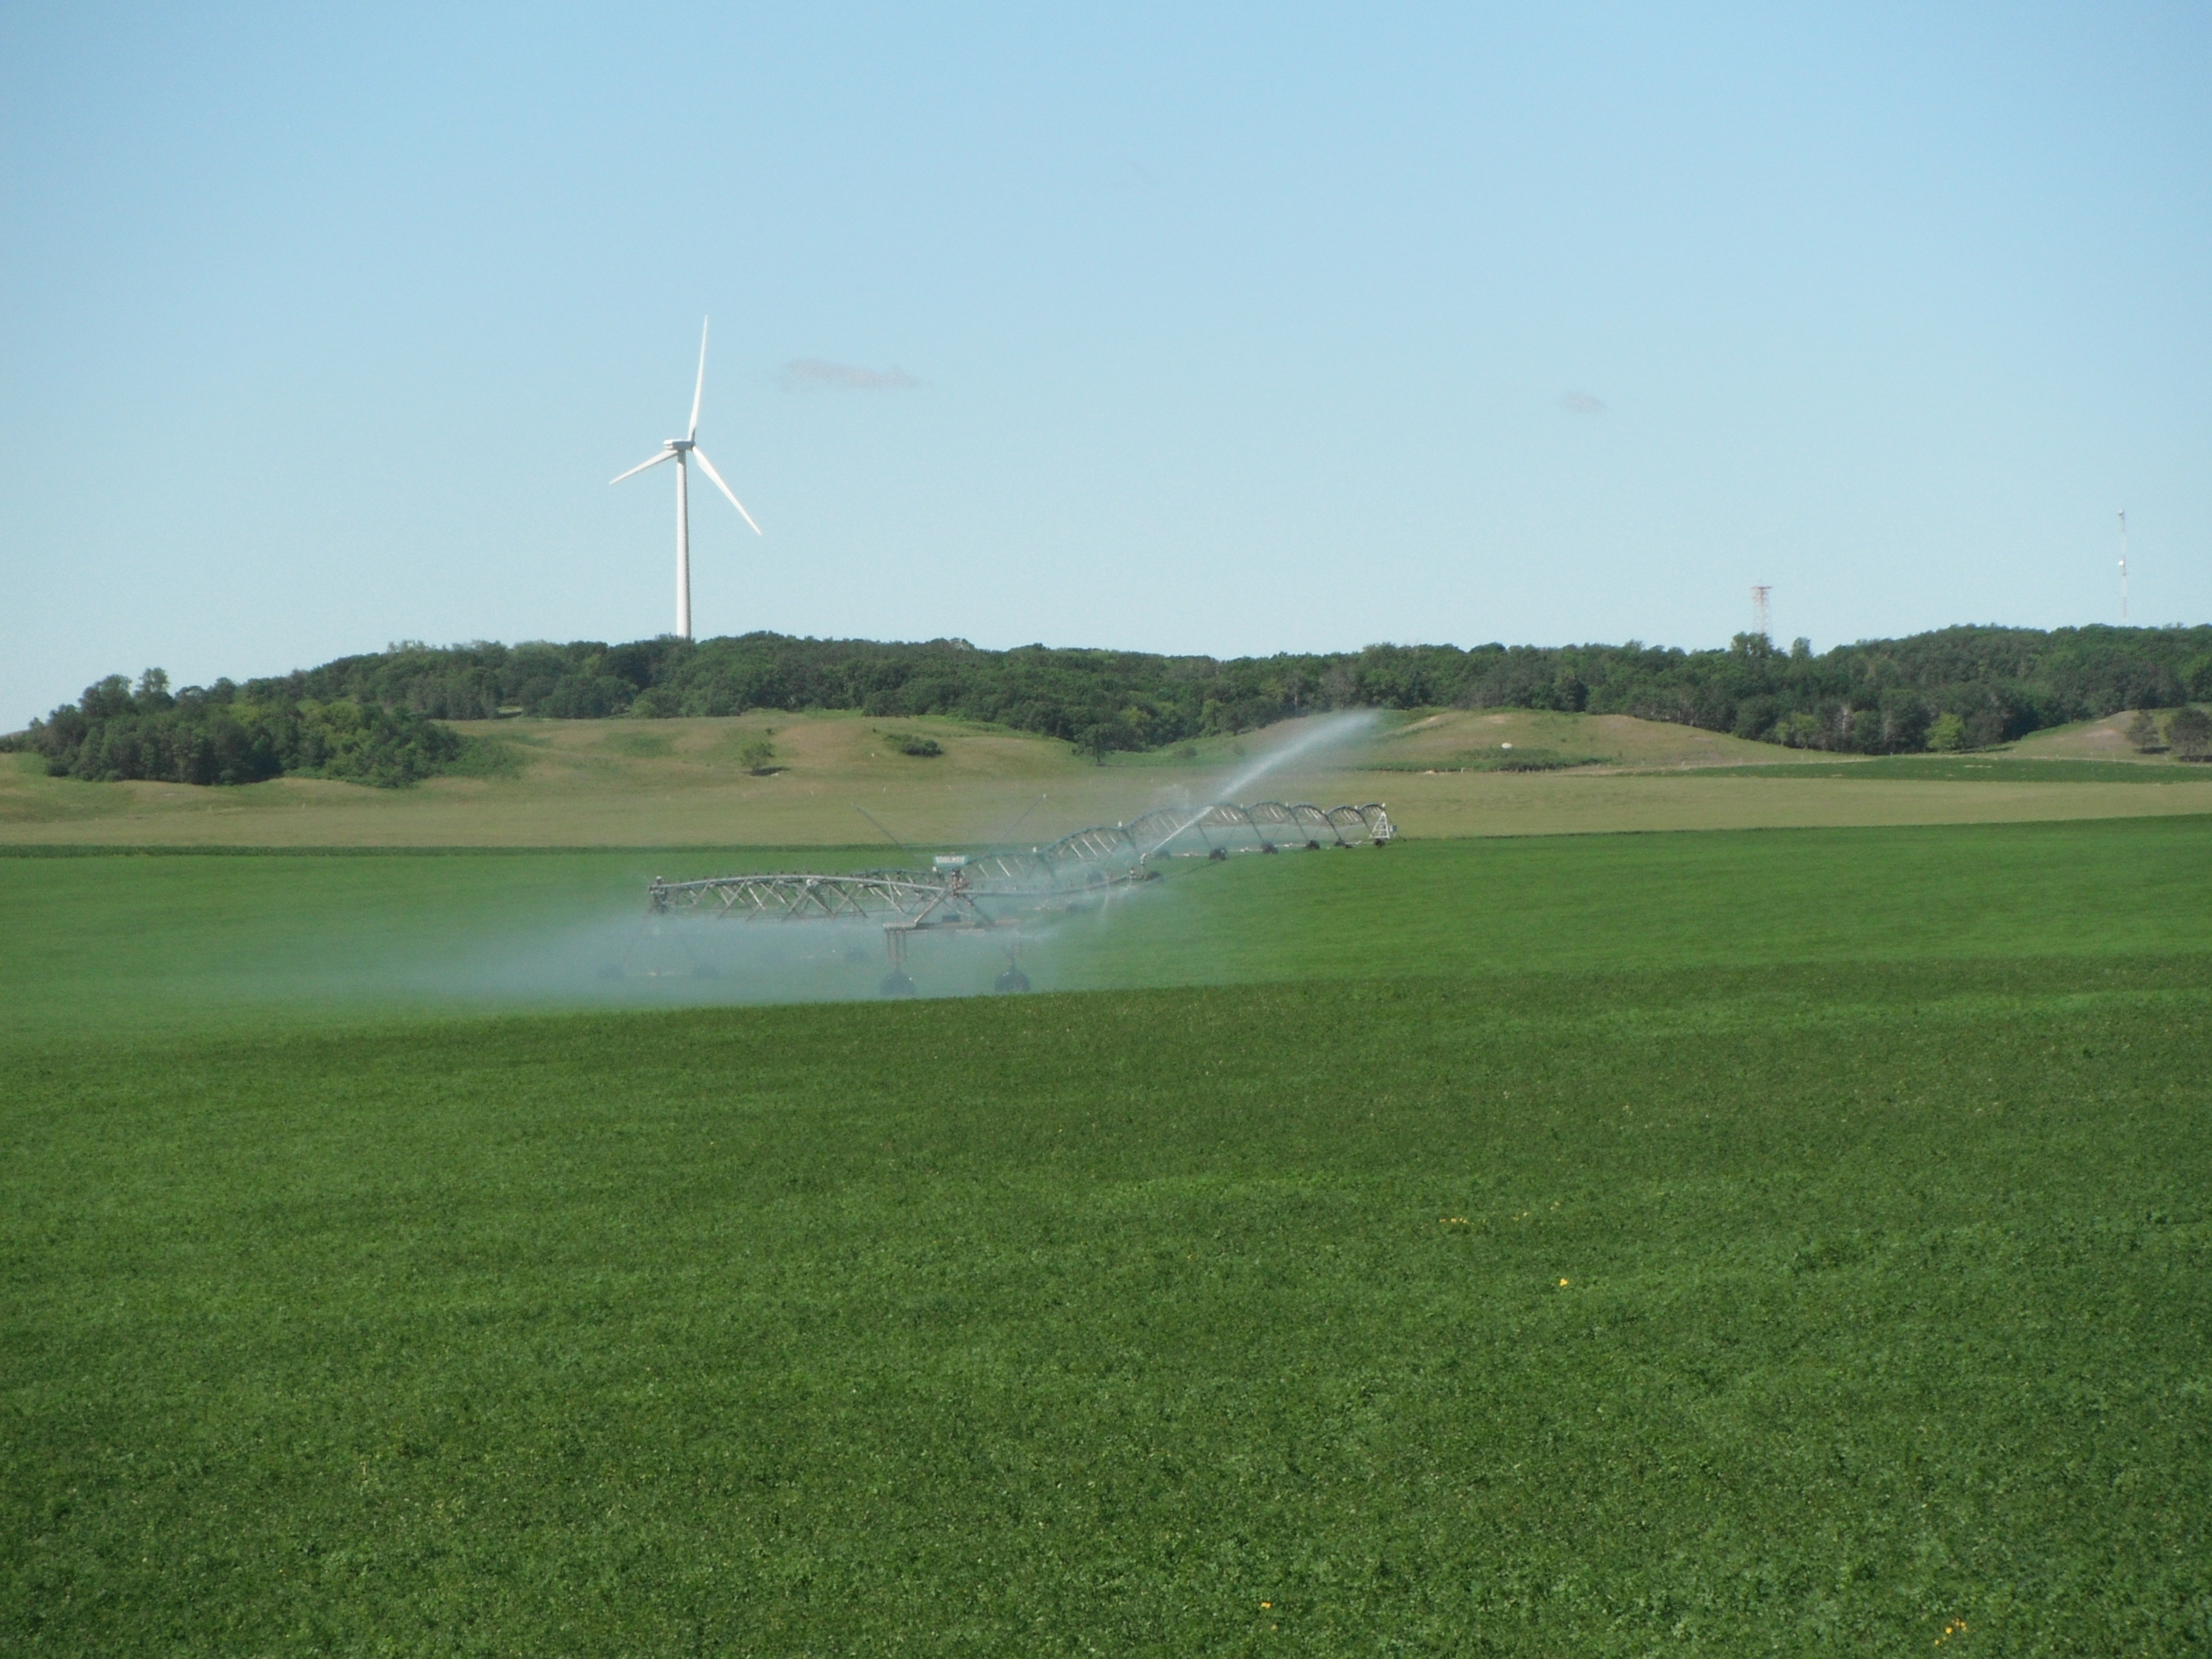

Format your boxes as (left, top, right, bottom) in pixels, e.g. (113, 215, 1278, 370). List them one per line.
(611, 318, 763, 640)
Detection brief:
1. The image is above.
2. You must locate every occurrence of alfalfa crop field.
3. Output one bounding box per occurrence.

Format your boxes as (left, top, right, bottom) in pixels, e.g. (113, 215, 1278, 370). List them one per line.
(4, 776, 2209, 1651)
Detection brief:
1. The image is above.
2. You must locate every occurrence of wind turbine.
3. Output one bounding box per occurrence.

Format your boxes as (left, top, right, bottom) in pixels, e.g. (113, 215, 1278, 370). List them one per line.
(612, 318, 762, 640)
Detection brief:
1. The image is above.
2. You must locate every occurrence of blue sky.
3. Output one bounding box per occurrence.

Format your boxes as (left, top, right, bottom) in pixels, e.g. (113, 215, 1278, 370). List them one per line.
(3, 3, 2206, 727)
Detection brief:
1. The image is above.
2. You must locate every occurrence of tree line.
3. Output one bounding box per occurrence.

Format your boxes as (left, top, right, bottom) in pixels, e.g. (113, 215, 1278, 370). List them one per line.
(4, 671, 496, 788)
(230, 624, 2212, 754)
(8, 624, 2208, 786)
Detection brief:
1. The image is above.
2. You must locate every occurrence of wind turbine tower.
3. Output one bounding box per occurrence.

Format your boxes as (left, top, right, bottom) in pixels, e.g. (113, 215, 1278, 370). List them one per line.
(612, 318, 763, 640)
(1751, 584, 1773, 641)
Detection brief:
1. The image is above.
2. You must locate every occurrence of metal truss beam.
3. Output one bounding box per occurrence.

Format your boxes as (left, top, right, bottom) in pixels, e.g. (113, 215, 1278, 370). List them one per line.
(641, 800, 1393, 992)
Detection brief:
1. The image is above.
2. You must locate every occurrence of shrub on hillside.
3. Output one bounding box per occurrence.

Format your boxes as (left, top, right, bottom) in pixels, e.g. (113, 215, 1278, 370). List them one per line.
(2168, 706, 2212, 761)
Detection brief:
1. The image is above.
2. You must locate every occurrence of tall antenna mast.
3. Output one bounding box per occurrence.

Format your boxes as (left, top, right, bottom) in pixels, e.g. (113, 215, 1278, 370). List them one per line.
(2117, 509, 2129, 624)
(1750, 584, 1773, 641)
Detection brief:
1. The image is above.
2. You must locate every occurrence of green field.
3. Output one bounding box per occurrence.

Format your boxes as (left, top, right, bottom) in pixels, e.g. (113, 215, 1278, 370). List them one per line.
(5, 820, 2210, 1652)
(5, 816, 2212, 1025)
(1696, 757, 2208, 785)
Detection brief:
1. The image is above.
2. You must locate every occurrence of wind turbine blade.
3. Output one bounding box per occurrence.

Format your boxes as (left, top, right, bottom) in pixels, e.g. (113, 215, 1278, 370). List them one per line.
(690, 447, 763, 535)
(610, 449, 676, 485)
(689, 317, 709, 441)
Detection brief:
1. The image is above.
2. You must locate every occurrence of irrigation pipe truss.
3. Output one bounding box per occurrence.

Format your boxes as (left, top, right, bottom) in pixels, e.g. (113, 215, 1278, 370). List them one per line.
(640, 800, 1394, 995)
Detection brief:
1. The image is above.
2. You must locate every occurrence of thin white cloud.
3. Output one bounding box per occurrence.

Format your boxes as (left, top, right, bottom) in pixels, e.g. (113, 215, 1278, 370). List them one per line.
(779, 358, 920, 392)
(1560, 390, 1607, 416)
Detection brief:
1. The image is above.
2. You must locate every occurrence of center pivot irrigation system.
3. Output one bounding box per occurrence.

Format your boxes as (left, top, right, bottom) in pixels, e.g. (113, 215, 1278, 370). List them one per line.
(641, 800, 1395, 996)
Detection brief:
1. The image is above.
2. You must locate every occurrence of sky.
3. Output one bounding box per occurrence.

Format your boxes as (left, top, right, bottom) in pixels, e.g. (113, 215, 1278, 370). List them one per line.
(3, 2, 2207, 727)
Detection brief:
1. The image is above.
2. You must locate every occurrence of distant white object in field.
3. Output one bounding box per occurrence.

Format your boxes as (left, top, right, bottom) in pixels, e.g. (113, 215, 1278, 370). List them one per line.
(612, 317, 763, 640)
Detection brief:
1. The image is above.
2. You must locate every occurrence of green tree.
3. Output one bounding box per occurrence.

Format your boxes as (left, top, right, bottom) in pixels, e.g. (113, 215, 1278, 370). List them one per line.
(736, 734, 776, 774)
(1926, 712, 1967, 752)
(2167, 706, 2212, 761)
(1778, 710, 1824, 749)
(2125, 709, 2164, 752)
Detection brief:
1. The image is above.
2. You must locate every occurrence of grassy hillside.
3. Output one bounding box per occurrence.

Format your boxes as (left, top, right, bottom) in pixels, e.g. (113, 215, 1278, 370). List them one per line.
(2010, 709, 2197, 762)
(7, 709, 2211, 848)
